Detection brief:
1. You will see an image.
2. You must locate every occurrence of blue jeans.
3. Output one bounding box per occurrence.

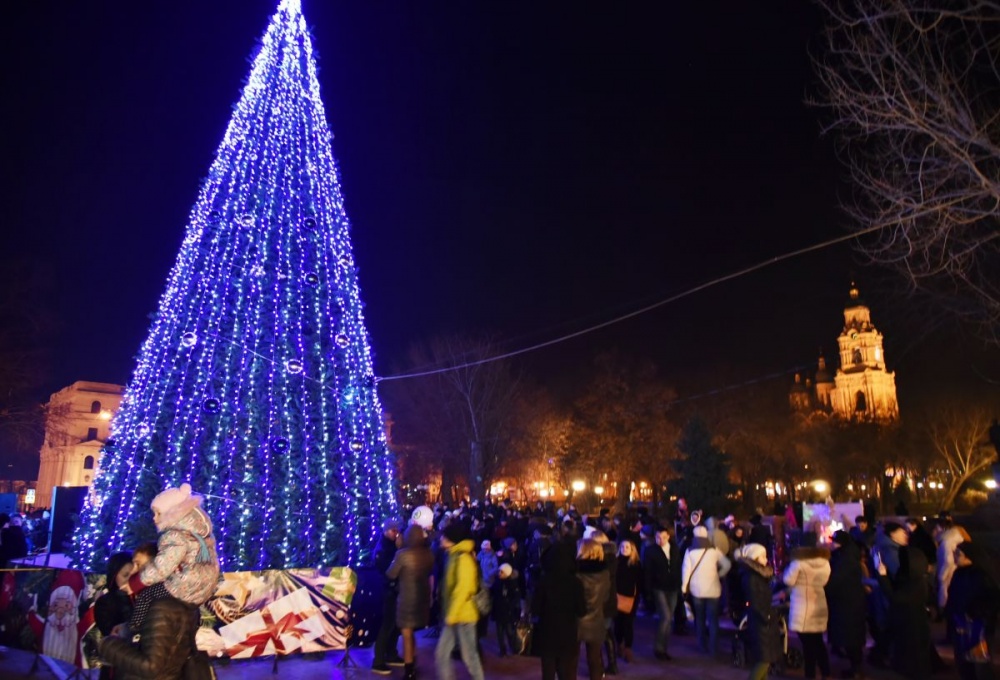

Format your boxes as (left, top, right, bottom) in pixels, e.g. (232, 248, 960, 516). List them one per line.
(653, 589, 678, 653)
(435, 623, 484, 680)
(692, 596, 720, 655)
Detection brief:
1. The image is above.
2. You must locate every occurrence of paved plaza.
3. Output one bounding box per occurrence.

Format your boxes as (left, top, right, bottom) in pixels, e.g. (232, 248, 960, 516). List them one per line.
(1, 613, 961, 680)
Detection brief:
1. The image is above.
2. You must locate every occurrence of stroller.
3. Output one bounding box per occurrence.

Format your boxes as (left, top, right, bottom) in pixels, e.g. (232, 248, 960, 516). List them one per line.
(731, 600, 803, 675)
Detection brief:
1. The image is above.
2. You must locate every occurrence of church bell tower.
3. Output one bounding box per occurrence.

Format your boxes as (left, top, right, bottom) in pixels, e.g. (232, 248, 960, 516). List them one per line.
(829, 284, 899, 422)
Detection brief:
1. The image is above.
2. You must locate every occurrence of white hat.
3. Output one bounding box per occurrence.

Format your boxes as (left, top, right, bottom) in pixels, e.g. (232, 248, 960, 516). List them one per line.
(411, 505, 433, 530)
(481, 540, 492, 550)
(583, 525, 598, 539)
(498, 563, 513, 579)
(741, 543, 767, 564)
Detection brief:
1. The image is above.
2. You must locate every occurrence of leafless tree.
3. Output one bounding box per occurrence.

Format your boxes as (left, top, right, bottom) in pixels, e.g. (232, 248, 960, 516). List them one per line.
(812, 0, 1000, 340)
(382, 334, 523, 502)
(567, 351, 678, 514)
(926, 401, 997, 509)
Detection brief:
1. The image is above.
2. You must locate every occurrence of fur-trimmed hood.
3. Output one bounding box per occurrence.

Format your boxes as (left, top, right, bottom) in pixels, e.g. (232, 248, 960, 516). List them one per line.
(790, 546, 831, 562)
(737, 556, 774, 580)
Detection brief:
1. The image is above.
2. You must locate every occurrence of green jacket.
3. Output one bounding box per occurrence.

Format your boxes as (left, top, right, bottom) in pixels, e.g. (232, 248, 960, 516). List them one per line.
(442, 540, 479, 624)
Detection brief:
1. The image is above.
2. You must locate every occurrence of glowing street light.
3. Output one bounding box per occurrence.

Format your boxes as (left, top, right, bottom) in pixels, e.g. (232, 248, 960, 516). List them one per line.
(571, 480, 586, 492)
(986, 479, 998, 490)
(594, 485, 605, 495)
(812, 480, 830, 495)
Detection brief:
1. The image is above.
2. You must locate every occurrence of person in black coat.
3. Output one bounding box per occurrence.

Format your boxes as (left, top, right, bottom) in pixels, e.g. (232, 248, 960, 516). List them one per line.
(576, 539, 610, 680)
(827, 531, 867, 679)
(371, 518, 403, 673)
(643, 526, 681, 660)
(748, 515, 771, 551)
(100, 596, 203, 680)
(386, 525, 434, 680)
(737, 544, 777, 680)
(0, 514, 29, 567)
(906, 518, 938, 567)
(533, 539, 586, 680)
(615, 540, 643, 662)
(946, 542, 1000, 680)
(875, 525, 932, 680)
(94, 552, 134, 680)
(491, 563, 522, 656)
(592, 531, 619, 675)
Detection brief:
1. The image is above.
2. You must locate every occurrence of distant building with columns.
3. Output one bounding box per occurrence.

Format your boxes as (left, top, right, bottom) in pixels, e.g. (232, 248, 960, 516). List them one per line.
(35, 381, 125, 508)
(790, 284, 899, 423)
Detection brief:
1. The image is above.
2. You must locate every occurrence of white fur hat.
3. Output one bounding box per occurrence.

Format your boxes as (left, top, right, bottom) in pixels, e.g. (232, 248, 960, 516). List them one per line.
(151, 482, 202, 529)
(152, 482, 194, 515)
(741, 543, 767, 564)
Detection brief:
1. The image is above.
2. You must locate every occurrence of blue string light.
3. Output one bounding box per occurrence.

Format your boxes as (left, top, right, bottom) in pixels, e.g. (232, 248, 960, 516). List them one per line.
(72, 0, 398, 572)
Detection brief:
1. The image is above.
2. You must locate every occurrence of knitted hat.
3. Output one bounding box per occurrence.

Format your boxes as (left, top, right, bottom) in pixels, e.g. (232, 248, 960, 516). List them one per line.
(741, 543, 767, 564)
(481, 540, 492, 550)
(693, 526, 708, 538)
(498, 563, 513, 579)
(443, 522, 469, 545)
(503, 537, 517, 549)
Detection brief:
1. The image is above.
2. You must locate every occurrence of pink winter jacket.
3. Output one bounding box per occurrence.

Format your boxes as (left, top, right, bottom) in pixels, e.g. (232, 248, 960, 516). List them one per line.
(130, 504, 220, 606)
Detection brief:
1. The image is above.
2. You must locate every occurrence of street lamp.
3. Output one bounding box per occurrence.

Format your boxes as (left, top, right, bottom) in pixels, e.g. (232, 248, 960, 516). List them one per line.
(571, 480, 586, 492)
(812, 480, 829, 495)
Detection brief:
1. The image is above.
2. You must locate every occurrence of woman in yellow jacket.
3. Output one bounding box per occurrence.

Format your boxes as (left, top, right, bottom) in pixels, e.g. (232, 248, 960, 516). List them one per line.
(434, 522, 485, 680)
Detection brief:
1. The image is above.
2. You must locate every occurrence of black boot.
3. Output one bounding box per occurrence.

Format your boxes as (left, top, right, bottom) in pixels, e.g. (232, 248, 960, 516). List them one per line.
(403, 662, 416, 680)
(604, 633, 618, 675)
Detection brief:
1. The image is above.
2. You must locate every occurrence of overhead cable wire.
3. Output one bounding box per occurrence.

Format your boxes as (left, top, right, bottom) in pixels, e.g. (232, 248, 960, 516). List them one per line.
(378, 224, 883, 381)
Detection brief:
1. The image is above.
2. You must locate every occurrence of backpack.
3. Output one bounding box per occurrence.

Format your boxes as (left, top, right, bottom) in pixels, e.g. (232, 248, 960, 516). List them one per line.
(472, 557, 492, 618)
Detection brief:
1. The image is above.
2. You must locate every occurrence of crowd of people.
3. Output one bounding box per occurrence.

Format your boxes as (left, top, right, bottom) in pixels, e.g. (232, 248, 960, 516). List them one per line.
(369, 499, 1000, 680)
(16, 486, 999, 680)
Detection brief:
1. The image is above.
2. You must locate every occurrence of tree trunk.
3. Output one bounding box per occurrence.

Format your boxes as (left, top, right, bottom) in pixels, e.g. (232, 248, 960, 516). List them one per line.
(941, 478, 966, 512)
(613, 475, 628, 516)
(440, 462, 456, 505)
(469, 440, 484, 501)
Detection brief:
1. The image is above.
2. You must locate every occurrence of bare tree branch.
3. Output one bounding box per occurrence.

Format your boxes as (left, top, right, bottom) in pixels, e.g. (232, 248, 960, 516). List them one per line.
(925, 401, 996, 509)
(812, 0, 1000, 341)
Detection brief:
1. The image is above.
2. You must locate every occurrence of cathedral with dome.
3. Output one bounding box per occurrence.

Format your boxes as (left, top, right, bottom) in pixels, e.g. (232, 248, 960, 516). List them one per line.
(790, 284, 899, 422)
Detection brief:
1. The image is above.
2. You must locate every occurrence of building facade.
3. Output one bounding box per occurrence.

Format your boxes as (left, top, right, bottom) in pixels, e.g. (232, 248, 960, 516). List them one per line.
(791, 285, 899, 423)
(35, 381, 125, 508)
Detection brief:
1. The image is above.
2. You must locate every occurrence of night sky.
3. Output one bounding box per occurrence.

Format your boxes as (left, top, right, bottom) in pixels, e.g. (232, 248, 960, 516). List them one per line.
(5, 1, 988, 414)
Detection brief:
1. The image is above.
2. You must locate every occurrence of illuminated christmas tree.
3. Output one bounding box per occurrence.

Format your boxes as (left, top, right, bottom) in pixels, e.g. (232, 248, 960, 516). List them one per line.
(73, 0, 397, 571)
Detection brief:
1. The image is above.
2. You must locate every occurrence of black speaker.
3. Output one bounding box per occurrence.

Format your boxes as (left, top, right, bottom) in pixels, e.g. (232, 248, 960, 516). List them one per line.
(48, 486, 88, 555)
(349, 566, 384, 647)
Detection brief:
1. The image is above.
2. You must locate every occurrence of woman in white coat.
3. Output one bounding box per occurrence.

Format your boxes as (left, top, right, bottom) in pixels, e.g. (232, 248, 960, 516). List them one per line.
(783, 537, 832, 680)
